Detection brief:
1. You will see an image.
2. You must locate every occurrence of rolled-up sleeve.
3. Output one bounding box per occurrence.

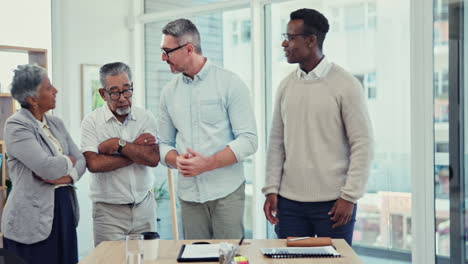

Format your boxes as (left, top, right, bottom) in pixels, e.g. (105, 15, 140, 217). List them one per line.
(157, 88, 177, 167)
(69, 168, 79, 183)
(226, 75, 258, 162)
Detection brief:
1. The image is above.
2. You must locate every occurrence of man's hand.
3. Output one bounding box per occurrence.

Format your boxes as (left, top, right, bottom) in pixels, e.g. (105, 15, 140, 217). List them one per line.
(263, 193, 279, 225)
(133, 133, 156, 145)
(328, 198, 355, 228)
(175, 153, 191, 170)
(98, 138, 119, 154)
(176, 148, 214, 177)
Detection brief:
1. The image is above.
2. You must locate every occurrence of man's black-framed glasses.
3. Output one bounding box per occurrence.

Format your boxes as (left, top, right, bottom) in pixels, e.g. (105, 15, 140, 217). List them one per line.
(105, 88, 133, 100)
(282, 33, 311, 42)
(161, 43, 189, 57)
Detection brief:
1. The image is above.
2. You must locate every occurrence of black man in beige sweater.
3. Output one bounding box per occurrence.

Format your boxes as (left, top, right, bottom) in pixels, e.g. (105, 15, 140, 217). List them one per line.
(262, 8, 374, 246)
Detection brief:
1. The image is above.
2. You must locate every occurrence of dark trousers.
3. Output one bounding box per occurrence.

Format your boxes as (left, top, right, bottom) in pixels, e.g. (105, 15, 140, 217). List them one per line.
(275, 195, 357, 245)
(4, 186, 78, 264)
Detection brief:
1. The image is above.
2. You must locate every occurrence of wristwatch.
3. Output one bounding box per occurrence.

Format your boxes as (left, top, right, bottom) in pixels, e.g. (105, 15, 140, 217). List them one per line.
(117, 138, 127, 153)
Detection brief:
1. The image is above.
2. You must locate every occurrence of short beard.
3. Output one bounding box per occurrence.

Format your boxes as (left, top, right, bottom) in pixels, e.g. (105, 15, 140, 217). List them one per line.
(116, 107, 131, 116)
(170, 66, 181, 74)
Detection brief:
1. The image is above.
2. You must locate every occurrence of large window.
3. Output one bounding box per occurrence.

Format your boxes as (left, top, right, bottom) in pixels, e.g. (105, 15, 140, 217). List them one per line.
(433, 0, 468, 262)
(143, 0, 414, 262)
(433, 0, 450, 260)
(140, 0, 464, 263)
(145, 0, 231, 13)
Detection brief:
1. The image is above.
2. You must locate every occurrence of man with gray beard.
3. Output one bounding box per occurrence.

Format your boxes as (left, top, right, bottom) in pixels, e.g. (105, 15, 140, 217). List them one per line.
(158, 19, 257, 239)
(81, 62, 160, 246)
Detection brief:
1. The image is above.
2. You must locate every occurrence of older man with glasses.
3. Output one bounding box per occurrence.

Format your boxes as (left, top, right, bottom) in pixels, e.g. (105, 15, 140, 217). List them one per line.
(81, 62, 160, 246)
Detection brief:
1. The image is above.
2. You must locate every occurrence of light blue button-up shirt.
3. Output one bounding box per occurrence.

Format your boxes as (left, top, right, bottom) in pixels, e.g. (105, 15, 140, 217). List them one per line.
(158, 60, 258, 203)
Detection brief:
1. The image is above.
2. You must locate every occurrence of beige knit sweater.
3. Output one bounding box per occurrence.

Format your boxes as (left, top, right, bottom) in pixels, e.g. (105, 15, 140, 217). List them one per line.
(262, 64, 374, 203)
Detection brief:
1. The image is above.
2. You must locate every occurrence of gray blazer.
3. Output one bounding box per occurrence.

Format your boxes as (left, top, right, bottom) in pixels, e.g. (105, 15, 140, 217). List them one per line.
(1, 109, 86, 244)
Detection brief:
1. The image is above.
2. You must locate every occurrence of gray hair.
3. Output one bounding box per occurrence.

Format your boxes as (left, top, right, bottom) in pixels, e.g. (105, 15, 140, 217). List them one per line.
(99, 62, 132, 88)
(10, 64, 47, 108)
(162, 18, 202, 54)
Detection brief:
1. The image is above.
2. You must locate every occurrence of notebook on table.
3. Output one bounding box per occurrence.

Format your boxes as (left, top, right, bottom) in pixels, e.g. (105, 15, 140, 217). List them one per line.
(260, 246, 341, 258)
(177, 244, 220, 262)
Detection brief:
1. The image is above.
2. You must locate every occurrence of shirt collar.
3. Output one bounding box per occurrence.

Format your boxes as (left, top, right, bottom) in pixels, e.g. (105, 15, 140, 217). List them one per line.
(103, 103, 136, 122)
(182, 58, 211, 84)
(296, 56, 331, 79)
(36, 115, 49, 129)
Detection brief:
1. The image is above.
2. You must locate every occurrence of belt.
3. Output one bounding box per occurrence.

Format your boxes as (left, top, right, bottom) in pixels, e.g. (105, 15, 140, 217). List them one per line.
(123, 192, 150, 208)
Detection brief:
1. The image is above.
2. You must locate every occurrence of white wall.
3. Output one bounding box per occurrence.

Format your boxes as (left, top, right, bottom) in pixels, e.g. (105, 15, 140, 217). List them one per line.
(0, 0, 52, 93)
(51, 0, 132, 258)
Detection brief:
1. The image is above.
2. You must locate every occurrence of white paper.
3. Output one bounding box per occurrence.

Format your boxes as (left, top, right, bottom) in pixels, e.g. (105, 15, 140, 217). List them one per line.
(181, 244, 220, 259)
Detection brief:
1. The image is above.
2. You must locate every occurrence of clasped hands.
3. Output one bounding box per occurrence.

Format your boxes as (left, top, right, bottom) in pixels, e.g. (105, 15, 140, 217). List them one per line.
(176, 148, 214, 177)
(97, 133, 156, 154)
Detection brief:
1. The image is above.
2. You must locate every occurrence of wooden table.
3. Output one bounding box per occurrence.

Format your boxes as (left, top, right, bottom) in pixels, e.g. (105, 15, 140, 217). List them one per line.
(79, 239, 363, 264)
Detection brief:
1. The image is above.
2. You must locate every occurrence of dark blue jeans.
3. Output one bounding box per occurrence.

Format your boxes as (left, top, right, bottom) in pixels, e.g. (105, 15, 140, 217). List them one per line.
(275, 195, 357, 245)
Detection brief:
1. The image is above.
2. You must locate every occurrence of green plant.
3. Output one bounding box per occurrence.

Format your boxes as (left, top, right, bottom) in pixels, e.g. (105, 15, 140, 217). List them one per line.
(153, 180, 170, 204)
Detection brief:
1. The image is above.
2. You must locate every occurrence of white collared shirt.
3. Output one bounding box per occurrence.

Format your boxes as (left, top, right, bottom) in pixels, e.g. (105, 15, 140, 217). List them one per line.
(36, 116, 77, 187)
(296, 56, 332, 80)
(81, 104, 158, 204)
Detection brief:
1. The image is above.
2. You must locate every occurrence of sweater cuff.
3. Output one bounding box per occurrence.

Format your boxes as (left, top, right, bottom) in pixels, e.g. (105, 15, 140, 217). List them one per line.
(69, 168, 79, 183)
(63, 155, 73, 175)
(340, 192, 358, 204)
(261, 186, 279, 197)
(159, 144, 177, 168)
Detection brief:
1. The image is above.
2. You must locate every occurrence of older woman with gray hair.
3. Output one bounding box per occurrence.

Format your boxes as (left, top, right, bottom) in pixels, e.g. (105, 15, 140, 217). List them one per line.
(2, 64, 85, 264)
